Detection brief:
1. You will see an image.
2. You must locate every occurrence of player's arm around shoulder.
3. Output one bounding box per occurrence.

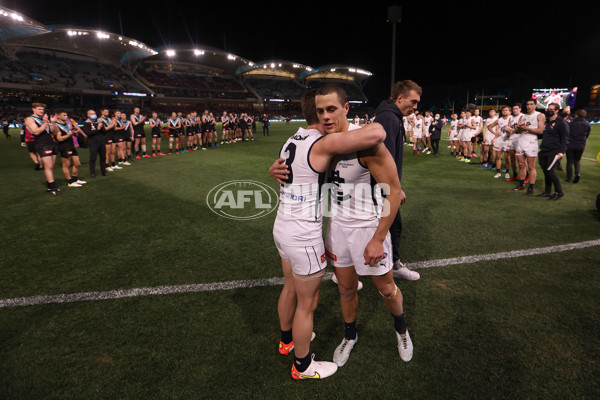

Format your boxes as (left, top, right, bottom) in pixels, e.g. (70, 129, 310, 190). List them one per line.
(315, 122, 386, 157)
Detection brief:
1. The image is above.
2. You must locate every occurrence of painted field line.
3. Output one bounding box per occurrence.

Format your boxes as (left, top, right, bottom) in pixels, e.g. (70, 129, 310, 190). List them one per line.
(1, 239, 599, 309)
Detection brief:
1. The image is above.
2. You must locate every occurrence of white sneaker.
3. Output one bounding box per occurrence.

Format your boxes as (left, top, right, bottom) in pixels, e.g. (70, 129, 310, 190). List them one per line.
(113, 165, 123, 169)
(392, 260, 420, 280)
(75, 179, 87, 185)
(331, 274, 363, 290)
(494, 173, 501, 179)
(68, 182, 82, 187)
(291, 354, 338, 380)
(332, 333, 358, 367)
(396, 330, 413, 362)
(106, 166, 114, 172)
(123, 161, 131, 166)
(505, 173, 510, 179)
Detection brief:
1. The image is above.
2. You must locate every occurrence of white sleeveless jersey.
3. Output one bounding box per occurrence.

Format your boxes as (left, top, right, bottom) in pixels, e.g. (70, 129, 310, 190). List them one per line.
(485, 116, 498, 135)
(450, 120, 458, 135)
(464, 116, 474, 135)
(519, 111, 541, 141)
(472, 115, 482, 132)
(508, 113, 522, 137)
(273, 127, 325, 245)
(403, 116, 409, 131)
(413, 117, 423, 134)
(497, 116, 510, 137)
(423, 116, 433, 131)
(328, 124, 384, 228)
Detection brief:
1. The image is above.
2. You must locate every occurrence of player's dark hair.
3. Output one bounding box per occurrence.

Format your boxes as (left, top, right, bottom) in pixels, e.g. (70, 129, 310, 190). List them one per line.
(526, 98, 537, 105)
(315, 84, 347, 106)
(512, 103, 521, 108)
(574, 109, 587, 118)
(301, 90, 319, 125)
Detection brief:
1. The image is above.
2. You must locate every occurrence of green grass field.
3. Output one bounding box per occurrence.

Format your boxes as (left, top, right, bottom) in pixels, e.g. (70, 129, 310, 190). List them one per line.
(1, 121, 599, 399)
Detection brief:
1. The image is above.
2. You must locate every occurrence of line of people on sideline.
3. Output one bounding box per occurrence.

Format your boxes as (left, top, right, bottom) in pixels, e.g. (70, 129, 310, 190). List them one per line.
(410, 101, 591, 200)
(21, 103, 264, 195)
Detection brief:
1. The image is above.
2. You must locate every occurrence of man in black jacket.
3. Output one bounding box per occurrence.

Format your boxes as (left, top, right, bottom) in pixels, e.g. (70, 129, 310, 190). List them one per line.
(429, 113, 444, 156)
(374, 80, 421, 280)
(82, 109, 109, 178)
(536, 103, 569, 200)
(566, 109, 591, 183)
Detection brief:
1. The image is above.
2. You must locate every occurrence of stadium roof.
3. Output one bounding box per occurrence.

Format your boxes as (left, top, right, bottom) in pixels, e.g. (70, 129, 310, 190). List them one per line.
(0, 6, 49, 41)
(301, 65, 373, 85)
(0, 25, 157, 64)
(144, 45, 257, 77)
(239, 60, 314, 80)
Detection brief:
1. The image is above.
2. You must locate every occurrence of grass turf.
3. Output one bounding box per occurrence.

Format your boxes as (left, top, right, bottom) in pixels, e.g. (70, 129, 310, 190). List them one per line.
(0, 121, 599, 399)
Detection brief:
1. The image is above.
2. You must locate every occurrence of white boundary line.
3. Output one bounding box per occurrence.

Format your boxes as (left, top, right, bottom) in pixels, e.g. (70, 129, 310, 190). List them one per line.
(1, 239, 599, 309)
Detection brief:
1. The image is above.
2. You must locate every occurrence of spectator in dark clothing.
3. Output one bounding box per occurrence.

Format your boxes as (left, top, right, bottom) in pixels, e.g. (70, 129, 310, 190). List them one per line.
(374, 80, 422, 281)
(261, 113, 270, 136)
(429, 113, 443, 156)
(537, 103, 569, 200)
(566, 109, 591, 183)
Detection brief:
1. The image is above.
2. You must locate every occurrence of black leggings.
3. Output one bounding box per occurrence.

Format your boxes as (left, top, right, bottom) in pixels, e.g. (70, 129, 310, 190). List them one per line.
(538, 150, 563, 194)
(566, 149, 584, 180)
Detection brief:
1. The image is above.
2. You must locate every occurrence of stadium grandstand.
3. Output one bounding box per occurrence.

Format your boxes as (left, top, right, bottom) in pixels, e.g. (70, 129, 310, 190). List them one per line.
(0, 5, 373, 122)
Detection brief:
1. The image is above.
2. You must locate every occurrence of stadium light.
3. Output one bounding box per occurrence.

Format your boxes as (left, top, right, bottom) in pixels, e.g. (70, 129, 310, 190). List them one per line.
(194, 49, 205, 56)
(166, 49, 176, 57)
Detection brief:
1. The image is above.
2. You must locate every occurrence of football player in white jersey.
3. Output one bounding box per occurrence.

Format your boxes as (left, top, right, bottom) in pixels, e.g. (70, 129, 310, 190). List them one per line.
(313, 84, 413, 367)
(412, 110, 424, 154)
(448, 113, 460, 157)
(471, 108, 483, 159)
(460, 109, 475, 162)
(514, 98, 545, 195)
(503, 103, 523, 181)
(422, 110, 433, 154)
(406, 110, 415, 147)
(480, 109, 498, 168)
(488, 106, 512, 179)
(272, 90, 387, 380)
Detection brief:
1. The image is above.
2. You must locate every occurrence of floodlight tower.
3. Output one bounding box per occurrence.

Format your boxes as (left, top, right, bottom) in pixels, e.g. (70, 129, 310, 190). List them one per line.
(387, 5, 402, 91)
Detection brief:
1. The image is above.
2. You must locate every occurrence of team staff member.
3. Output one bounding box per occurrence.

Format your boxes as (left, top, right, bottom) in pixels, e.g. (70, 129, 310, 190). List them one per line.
(52, 110, 87, 187)
(566, 109, 591, 183)
(429, 113, 443, 156)
(25, 103, 61, 194)
(536, 103, 569, 200)
(373, 80, 421, 281)
(82, 109, 109, 178)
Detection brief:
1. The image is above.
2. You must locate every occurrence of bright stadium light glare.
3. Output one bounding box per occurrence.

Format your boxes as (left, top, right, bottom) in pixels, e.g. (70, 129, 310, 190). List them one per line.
(227, 54, 236, 60)
(194, 49, 204, 56)
(97, 32, 110, 39)
(166, 49, 176, 57)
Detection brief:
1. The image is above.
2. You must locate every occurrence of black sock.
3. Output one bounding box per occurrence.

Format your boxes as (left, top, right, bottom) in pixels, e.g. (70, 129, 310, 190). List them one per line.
(281, 329, 293, 344)
(294, 353, 312, 372)
(528, 183, 534, 190)
(519, 180, 524, 186)
(345, 321, 357, 340)
(393, 313, 407, 334)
